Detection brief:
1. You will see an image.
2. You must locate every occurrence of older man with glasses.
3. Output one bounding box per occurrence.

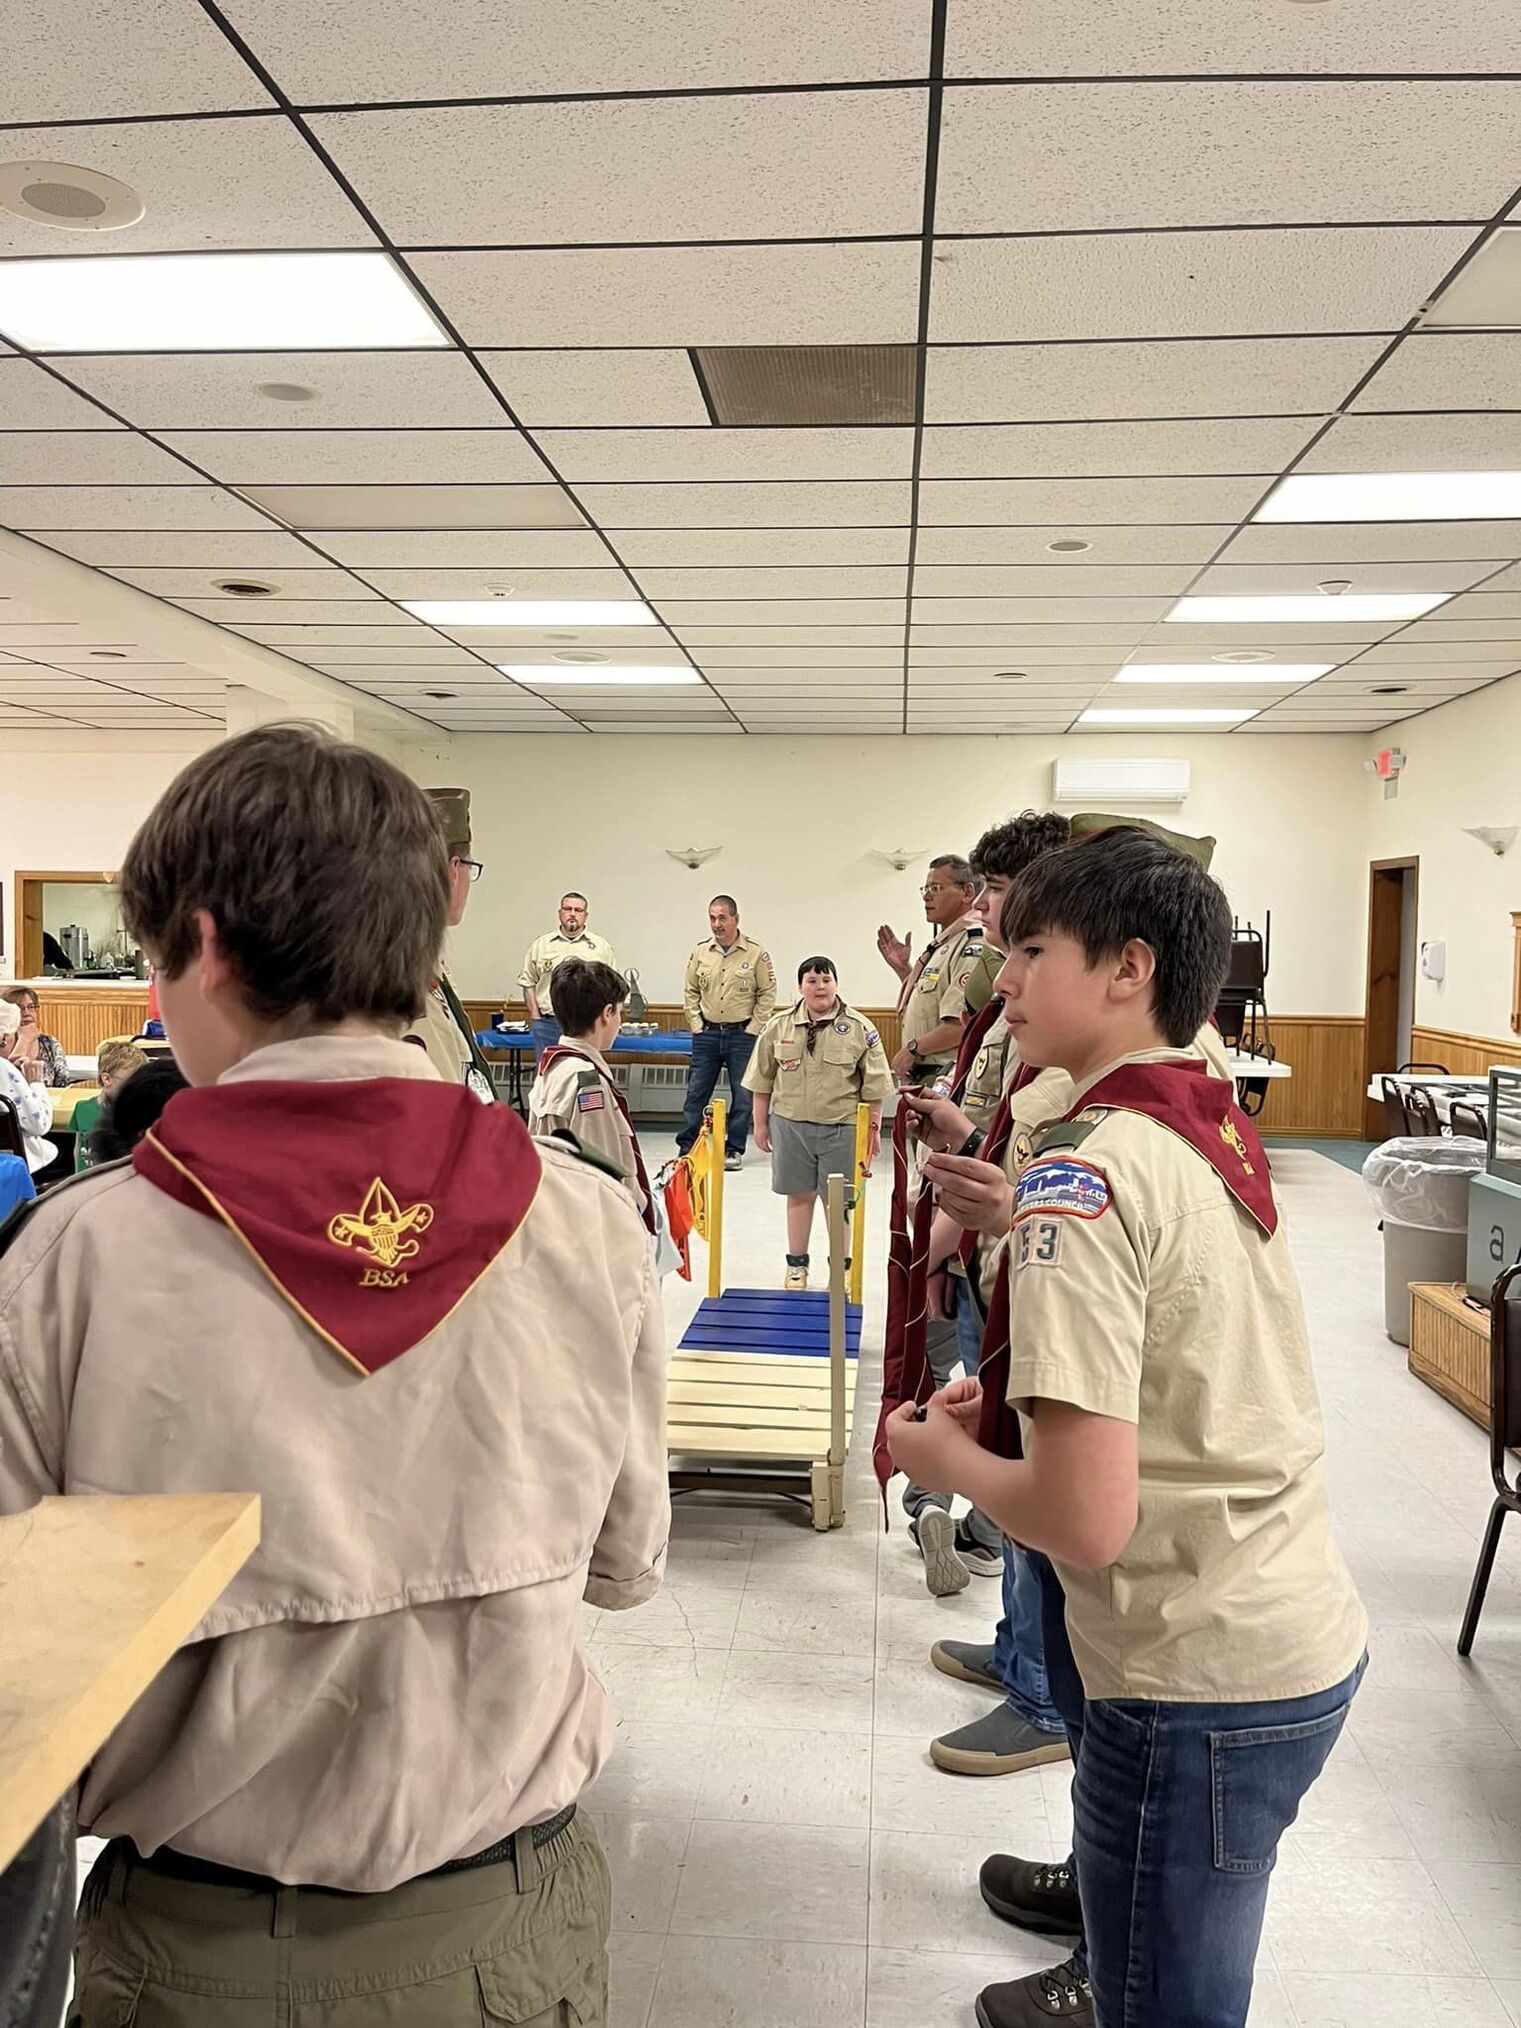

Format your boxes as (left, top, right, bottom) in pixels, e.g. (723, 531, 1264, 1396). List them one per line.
(877, 853, 998, 1090)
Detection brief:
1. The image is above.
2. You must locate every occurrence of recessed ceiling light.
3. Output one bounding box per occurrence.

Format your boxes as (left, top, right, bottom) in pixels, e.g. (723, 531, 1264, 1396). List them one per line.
(0, 251, 448, 352)
(552, 649, 611, 664)
(0, 160, 144, 232)
(422, 689, 459, 700)
(214, 578, 277, 597)
(1256, 470, 1521, 522)
(991, 670, 1027, 681)
(1213, 650, 1275, 663)
(1167, 592, 1450, 622)
(1046, 538, 1091, 554)
(88, 648, 129, 659)
(1080, 707, 1260, 726)
(500, 665, 700, 687)
(407, 599, 656, 627)
(258, 381, 319, 403)
(1115, 664, 1332, 685)
(1371, 684, 1409, 695)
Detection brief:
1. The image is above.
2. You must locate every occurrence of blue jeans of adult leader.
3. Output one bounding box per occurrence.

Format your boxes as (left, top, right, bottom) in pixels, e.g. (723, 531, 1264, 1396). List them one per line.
(678, 1022, 755, 1156)
(1031, 1551, 1364, 2026)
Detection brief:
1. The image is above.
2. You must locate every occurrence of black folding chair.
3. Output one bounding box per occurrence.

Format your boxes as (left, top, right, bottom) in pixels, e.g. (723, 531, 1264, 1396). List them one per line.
(1379, 1076, 1411, 1139)
(1458, 1261, 1521, 1656)
(1236, 1042, 1277, 1120)
(0, 1095, 24, 1160)
(1398, 1059, 1450, 1077)
(1449, 1100, 1488, 1144)
(1404, 1084, 1442, 1138)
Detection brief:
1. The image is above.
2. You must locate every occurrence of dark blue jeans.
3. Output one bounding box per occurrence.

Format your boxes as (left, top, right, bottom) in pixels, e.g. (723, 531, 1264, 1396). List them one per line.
(991, 1543, 1065, 1735)
(677, 1024, 756, 1156)
(1031, 1551, 1364, 2026)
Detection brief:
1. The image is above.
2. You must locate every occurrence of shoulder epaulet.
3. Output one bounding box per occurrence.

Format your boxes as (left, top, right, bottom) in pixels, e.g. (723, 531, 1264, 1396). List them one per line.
(1030, 1116, 1101, 1158)
(545, 1127, 625, 1185)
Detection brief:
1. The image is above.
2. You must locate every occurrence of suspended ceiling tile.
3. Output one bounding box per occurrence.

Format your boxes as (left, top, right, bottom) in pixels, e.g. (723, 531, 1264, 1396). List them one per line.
(920, 416, 1315, 481)
(237, 481, 584, 530)
(311, 90, 925, 245)
(912, 597, 1172, 624)
(161, 429, 549, 487)
(59, 351, 508, 431)
(479, 350, 709, 428)
(305, 528, 613, 567)
(916, 475, 1265, 525)
(7, 0, 274, 119)
(672, 626, 903, 645)
(454, 642, 692, 667)
(0, 117, 375, 261)
(911, 563, 1199, 598)
(914, 525, 1231, 566)
(618, 527, 911, 568)
(937, 82, 1521, 234)
(107, 565, 376, 601)
(640, 567, 906, 601)
(1190, 561, 1494, 596)
(175, 597, 410, 625)
(409, 623, 672, 650)
(577, 719, 741, 733)
(684, 647, 904, 667)
(909, 633, 1153, 653)
(35, 528, 320, 568)
(301, 645, 482, 665)
(1412, 591, 1521, 621)
(1349, 332, 1521, 412)
(584, 479, 912, 529)
(923, 336, 1384, 426)
(1465, 562, 1521, 594)
(929, 229, 1473, 342)
(0, 432, 193, 485)
(412, 242, 922, 348)
(229, 621, 443, 644)
(350, 566, 635, 600)
(1301, 411, 1521, 473)
(5, 484, 277, 528)
(538, 427, 915, 485)
(659, 599, 904, 627)
(0, 360, 122, 431)
(219, 0, 933, 101)
(335, 667, 514, 685)
(1218, 521, 1521, 565)
(1316, 660, 1520, 684)
(1359, 631, 1521, 656)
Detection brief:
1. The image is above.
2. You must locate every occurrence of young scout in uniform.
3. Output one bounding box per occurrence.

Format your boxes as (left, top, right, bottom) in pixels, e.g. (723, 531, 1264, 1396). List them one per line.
(877, 852, 995, 1086)
(888, 827, 1366, 2028)
(519, 893, 617, 1035)
(0, 726, 669, 2027)
(403, 784, 497, 1103)
(743, 955, 892, 1289)
(528, 958, 654, 1229)
(676, 893, 778, 1169)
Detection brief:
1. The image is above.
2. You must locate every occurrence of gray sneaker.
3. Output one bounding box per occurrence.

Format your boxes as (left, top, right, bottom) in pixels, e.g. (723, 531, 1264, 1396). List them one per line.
(931, 1704, 1072, 1777)
(724, 1152, 743, 1171)
(930, 1640, 1003, 1691)
(913, 1509, 969, 1596)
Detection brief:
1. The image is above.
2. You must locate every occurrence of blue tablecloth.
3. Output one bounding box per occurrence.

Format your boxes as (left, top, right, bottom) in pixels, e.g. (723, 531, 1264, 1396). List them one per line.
(477, 1028, 695, 1058)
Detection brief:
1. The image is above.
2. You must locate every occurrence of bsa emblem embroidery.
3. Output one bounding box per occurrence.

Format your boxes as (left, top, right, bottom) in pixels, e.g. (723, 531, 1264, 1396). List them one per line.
(328, 1176, 435, 1288)
(1219, 1117, 1256, 1175)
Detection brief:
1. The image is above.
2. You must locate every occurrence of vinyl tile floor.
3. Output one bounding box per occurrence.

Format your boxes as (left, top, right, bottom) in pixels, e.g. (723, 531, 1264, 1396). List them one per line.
(69, 1136, 1521, 2027)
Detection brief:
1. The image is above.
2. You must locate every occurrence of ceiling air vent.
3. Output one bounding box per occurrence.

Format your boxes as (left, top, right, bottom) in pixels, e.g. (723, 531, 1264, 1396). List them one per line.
(692, 345, 916, 426)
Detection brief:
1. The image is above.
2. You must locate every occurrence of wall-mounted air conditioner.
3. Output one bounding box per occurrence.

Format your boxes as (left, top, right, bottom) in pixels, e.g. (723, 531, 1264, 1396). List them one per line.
(1052, 758, 1190, 807)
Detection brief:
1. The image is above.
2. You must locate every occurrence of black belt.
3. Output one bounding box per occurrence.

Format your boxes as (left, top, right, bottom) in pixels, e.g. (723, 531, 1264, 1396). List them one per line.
(134, 1803, 577, 1894)
(702, 1019, 750, 1031)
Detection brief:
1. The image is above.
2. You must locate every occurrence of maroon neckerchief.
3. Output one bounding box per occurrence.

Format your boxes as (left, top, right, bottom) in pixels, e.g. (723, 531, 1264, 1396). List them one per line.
(538, 1042, 657, 1235)
(971, 1055, 1277, 1460)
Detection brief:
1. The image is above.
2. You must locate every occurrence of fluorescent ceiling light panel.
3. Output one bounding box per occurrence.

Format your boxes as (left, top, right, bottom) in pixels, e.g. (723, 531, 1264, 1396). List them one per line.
(501, 665, 700, 686)
(1080, 707, 1259, 726)
(1167, 593, 1449, 623)
(1115, 663, 1332, 685)
(404, 599, 656, 627)
(0, 252, 448, 353)
(1255, 471, 1521, 523)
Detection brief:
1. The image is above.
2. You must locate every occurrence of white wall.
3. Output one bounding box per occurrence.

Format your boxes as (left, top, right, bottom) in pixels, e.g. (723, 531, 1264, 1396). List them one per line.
(1366, 672, 1521, 1042)
(442, 732, 1371, 1014)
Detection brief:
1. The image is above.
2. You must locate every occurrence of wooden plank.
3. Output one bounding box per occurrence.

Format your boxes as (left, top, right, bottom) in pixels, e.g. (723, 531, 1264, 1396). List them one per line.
(1408, 1280, 1491, 1432)
(670, 1352, 857, 1377)
(665, 1401, 853, 1431)
(0, 1492, 260, 1873)
(667, 1379, 854, 1410)
(668, 1425, 840, 1459)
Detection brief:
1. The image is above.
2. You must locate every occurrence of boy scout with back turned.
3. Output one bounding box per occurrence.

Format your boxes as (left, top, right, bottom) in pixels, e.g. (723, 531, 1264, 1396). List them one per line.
(0, 726, 668, 2027)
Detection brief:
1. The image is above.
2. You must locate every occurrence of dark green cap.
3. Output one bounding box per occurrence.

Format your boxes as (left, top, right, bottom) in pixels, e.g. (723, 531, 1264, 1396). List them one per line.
(1067, 811, 1216, 871)
(426, 786, 471, 854)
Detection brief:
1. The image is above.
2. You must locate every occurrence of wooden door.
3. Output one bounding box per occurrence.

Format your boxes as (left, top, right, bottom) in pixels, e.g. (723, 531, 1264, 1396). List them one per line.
(1364, 857, 1417, 1140)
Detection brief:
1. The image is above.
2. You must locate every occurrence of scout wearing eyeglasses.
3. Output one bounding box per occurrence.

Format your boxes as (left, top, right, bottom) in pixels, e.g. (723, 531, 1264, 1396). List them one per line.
(403, 786, 497, 1104)
(744, 956, 893, 1289)
(878, 853, 997, 1086)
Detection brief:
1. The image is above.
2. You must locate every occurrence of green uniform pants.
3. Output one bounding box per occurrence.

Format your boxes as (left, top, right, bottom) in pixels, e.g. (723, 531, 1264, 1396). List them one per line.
(70, 1813, 610, 2027)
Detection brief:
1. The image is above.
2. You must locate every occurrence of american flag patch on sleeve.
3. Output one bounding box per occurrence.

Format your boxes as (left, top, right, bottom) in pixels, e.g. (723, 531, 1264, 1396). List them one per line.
(576, 1086, 606, 1113)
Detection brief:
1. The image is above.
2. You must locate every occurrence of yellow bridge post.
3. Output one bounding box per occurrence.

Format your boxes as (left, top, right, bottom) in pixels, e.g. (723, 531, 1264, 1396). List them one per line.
(707, 1098, 726, 1299)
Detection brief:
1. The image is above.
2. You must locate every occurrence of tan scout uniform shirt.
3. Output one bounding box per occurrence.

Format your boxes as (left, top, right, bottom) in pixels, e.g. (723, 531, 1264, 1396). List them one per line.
(0, 1034, 669, 1893)
(518, 928, 617, 1000)
(743, 1001, 894, 1125)
(405, 971, 473, 1086)
(1006, 1046, 1367, 1705)
(683, 933, 778, 1035)
(529, 1039, 646, 1216)
(963, 1009, 1015, 1126)
(898, 914, 989, 1067)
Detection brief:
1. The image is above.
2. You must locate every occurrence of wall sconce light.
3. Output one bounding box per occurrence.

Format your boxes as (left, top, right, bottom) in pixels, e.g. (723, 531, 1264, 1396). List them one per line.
(665, 845, 722, 870)
(872, 847, 924, 872)
(1463, 825, 1518, 857)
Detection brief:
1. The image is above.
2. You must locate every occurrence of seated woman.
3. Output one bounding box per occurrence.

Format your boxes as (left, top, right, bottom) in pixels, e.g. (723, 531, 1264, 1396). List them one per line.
(2, 987, 73, 1086)
(0, 999, 57, 1175)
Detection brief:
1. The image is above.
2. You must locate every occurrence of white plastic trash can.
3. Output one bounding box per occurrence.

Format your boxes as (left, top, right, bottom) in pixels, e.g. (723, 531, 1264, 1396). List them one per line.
(1362, 1137, 1486, 1346)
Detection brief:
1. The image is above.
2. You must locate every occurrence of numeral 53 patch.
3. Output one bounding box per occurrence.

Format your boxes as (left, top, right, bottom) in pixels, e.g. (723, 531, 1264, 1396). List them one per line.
(1014, 1218, 1063, 1268)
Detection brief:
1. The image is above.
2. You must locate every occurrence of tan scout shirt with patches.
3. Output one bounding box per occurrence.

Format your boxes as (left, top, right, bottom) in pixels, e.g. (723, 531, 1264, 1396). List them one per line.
(529, 1039, 647, 1216)
(0, 1034, 669, 1893)
(518, 928, 617, 998)
(743, 1001, 894, 1125)
(898, 914, 988, 1066)
(403, 967, 492, 1103)
(963, 1008, 1015, 1126)
(683, 933, 778, 1034)
(1005, 1046, 1367, 1704)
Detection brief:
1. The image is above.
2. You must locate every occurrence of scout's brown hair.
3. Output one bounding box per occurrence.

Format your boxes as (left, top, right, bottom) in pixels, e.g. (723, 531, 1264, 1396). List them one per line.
(120, 724, 449, 1026)
(1001, 825, 1232, 1047)
(97, 1039, 147, 1084)
(549, 958, 629, 1034)
(970, 811, 1071, 883)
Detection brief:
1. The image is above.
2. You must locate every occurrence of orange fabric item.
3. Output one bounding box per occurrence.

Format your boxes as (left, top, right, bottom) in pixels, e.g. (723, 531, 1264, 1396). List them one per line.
(662, 1158, 695, 1281)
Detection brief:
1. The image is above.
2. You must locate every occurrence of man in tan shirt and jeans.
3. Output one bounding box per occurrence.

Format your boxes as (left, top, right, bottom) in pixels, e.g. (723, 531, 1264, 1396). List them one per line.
(677, 893, 777, 1170)
(0, 727, 669, 2026)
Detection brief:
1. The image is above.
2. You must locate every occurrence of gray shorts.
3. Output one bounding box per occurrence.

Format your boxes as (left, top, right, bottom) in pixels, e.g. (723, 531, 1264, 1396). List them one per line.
(770, 1114, 856, 1196)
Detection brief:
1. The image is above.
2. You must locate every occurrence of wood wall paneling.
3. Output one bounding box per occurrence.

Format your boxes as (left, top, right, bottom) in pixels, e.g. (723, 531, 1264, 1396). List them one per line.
(1409, 1026, 1521, 1077)
(32, 991, 149, 1056)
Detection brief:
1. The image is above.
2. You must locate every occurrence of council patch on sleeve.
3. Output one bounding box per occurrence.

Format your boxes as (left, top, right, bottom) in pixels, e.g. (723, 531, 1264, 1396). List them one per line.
(1013, 1156, 1111, 1222)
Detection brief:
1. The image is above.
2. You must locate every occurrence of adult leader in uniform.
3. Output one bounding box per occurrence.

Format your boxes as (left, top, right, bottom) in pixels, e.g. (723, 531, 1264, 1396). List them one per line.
(519, 894, 617, 1043)
(403, 786, 496, 1103)
(677, 894, 777, 1170)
